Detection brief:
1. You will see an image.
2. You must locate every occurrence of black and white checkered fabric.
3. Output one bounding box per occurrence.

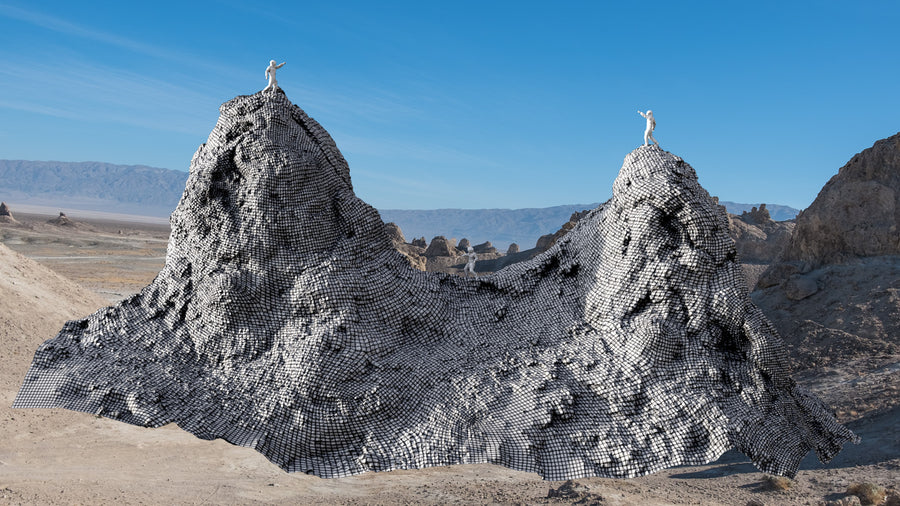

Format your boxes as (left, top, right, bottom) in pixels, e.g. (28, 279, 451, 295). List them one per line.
(14, 89, 858, 479)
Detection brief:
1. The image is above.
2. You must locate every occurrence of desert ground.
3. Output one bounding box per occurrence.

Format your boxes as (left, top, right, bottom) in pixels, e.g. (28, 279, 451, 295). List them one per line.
(1, 211, 897, 505)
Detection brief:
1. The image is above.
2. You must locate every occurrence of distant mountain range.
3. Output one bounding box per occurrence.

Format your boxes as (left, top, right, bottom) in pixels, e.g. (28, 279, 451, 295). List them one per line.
(0, 160, 187, 218)
(0, 160, 799, 248)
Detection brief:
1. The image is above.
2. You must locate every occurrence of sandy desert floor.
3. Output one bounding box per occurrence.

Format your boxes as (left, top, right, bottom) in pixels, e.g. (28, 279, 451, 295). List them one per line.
(0, 212, 897, 505)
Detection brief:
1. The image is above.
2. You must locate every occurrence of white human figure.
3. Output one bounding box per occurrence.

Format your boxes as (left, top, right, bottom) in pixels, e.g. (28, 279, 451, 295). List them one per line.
(264, 60, 286, 92)
(637, 109, 659, 147)
(464, 246, 477, 278)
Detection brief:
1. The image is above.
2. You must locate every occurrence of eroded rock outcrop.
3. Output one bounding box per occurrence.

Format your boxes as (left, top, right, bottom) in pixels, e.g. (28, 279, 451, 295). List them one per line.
(383, 222, 406, 245)
(47, 212, 75, 227)
(480, 211, 591, 274)
(752, 133, 900, 419)
(384, 222, 426, 271)
(724, 205, 795, 288)
(472, 241, 497, 255)
(759, 132, 900, 292)
(729, 207, 794, 265)
(781, 132, 900, 267)
(422, 235, 463, 273)
(15, 90, 856, 480)
(423, 235, 457, 257)
(0, 201, 16, 223)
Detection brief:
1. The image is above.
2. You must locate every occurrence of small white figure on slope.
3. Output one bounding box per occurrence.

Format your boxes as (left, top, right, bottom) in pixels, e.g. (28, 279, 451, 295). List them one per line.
(265, 60, 286, 92)
(638, 109, 659, 147)
(464, 246, 478, 278)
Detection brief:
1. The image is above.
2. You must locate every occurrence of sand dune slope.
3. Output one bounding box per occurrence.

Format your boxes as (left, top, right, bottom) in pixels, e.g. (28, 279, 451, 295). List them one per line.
(0, 243, 107, 398)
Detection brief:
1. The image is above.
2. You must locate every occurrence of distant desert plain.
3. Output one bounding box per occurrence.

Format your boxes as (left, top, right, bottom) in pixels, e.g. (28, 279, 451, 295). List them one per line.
(1, 205, 897, 506)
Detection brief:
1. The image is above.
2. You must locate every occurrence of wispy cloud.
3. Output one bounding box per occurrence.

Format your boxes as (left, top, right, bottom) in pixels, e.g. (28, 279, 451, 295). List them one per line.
(0, 3, 240, 77)
(0, 55, 220, 134)
(1, 4, 163, 56)
(0, 4, 431, 138)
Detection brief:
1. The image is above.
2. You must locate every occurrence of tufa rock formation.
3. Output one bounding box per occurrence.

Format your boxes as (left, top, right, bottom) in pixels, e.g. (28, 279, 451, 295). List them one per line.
(422, 235, 461, 274)
(411, 237, 427, 248)
(423, 235, 457, 257)
(383, 222, 406, 245)
(740, 203, 771, 225)
(383, 222, 426, 271)
(457, 238, 471, 251)
(47, 211, 75, 227)
(759, 132, 900, 292)
(726, 205, 795, 288)
(728, 207, 794, 265)
(473, 241, 497, 255)
(479, 211, 592, 274)
(15, 90, 856, 480)
(0, 201, 16, 223)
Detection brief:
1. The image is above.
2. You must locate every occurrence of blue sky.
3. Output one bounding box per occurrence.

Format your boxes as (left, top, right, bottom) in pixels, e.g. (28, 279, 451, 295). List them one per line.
(1, 1, 898, 211)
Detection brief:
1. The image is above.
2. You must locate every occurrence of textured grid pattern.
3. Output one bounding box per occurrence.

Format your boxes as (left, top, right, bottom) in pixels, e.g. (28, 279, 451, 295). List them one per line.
(14, 89, 858, 480)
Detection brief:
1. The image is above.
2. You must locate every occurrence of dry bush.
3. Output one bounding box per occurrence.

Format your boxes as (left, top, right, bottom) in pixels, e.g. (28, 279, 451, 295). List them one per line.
(847, 482, 887, 505)
(762, 474, 793, 491)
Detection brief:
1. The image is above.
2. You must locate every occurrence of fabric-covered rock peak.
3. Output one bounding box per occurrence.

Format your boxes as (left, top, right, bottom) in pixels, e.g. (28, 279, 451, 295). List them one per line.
(15, 90, 857, 481)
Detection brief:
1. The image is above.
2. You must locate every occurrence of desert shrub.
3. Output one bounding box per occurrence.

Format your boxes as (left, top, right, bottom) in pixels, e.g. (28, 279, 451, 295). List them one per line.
(762, 474, 793, 491)
(847, 482, 887, 505)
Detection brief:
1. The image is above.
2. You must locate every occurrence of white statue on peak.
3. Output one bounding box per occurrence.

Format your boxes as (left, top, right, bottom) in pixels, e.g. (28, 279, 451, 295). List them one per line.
(264, 60, 286, 92)
(637, 109, 659, 147)
(464, 246, 477, 278)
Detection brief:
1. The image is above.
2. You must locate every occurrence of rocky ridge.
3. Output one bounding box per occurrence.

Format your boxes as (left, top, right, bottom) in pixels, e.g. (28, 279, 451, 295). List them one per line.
(15, 89, 856, 480)
(753, 132, 900, 421)
(779, 132, 900, 268)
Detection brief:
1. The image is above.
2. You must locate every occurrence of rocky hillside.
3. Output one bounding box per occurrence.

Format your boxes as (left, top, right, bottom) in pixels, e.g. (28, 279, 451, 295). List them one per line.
(753, 132, 900, 420)
(728, 204, 794, 264)
(778, 132, 900, 267)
